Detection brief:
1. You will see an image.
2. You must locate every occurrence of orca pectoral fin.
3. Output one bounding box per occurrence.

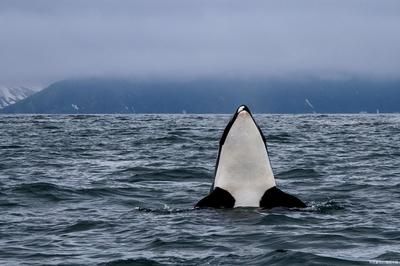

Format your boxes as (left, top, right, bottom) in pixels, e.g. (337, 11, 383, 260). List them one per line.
(260, 186, 306, 209)
(195, 187, 235, 208)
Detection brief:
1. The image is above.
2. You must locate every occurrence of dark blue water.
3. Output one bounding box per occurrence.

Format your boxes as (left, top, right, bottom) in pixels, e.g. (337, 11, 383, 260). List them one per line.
(1, 114, 400, 265)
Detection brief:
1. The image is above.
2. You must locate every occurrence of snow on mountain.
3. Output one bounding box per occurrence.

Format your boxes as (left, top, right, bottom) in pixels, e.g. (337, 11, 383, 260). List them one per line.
(0, 87, 39, 109)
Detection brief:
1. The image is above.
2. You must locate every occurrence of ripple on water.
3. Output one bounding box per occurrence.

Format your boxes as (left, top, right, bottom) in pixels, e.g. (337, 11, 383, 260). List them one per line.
(276, 168, 322, 179)
(1, 114, 400, 265)
(60, 220, 112, 234)
(101, 258, 163, 266)
(10, 182, 74, 202)
(116, 166, 212, 182)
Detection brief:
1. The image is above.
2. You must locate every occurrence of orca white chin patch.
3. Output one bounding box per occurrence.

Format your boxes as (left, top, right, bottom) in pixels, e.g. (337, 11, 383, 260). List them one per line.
(213, 107, 275, 207)
(195, 105, 306, 209)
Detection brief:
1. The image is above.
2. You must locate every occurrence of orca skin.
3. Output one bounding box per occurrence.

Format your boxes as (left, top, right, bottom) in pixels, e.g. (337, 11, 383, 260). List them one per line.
(195, 105, 306, 209)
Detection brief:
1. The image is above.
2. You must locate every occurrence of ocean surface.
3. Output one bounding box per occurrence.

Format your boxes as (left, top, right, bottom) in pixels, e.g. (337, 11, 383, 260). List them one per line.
(1, 114, 400, 265)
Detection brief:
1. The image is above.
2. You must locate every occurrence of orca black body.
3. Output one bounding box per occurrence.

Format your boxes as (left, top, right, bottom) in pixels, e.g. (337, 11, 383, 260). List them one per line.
(195, 105, 306, 209)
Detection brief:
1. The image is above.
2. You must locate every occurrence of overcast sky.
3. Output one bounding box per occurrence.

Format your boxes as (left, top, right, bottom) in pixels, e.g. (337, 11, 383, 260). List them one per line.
(1, 0, 400, 86)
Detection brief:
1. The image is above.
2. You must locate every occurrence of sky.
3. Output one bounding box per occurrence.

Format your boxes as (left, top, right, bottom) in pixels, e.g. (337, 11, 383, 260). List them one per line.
(0, 0, 400, 87)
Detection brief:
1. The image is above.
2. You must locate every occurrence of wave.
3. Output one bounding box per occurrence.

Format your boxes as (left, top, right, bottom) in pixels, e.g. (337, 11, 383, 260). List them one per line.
(276, 168, 321, 179)
(99, 249, 371, 266)
(0, 145, 24, 149)
(10, 182, 75, 202)
(60, 220, 111, 234)
(254, 249, 369, 265)
(99, 258, 163, 266)
(116, 166, 212, 182)
(374, 251, 400, 262)
(8, 182, 144, 202)
(267, 132, 294, 143)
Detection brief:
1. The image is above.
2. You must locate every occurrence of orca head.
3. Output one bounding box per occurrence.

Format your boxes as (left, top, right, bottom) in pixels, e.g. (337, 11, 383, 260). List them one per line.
(219, 105, 265, 146)
(212, 105, 276, 207)
(237, 104, 250, 113)
(195, 105, 306, 209)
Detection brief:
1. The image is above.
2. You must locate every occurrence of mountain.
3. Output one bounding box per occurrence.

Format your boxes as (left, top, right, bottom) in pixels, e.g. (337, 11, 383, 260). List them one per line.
(0, 87, 39, 109)
(1, 78, 400, 114)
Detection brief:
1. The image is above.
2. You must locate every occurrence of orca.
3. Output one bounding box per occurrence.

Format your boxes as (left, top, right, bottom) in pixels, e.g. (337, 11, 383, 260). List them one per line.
(195, 105, 306, 209)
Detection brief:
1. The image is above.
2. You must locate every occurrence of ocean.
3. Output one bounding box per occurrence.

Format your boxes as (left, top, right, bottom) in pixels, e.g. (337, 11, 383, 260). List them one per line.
(1, 114, 400, 265)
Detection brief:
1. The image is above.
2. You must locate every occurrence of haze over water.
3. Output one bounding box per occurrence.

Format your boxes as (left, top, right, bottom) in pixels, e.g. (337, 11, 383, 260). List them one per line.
(1, 114, 400, 265)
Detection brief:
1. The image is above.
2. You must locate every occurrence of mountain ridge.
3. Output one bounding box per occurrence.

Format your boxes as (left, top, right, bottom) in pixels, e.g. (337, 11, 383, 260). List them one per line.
(1, 78, 399, 114)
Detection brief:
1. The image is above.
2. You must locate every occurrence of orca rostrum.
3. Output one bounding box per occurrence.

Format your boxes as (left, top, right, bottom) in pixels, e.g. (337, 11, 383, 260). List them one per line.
(195, 105, 306, 209)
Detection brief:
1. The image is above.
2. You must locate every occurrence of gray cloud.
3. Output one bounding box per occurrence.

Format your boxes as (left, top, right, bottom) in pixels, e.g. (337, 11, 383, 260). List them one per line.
(1, 0, 400, 86)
